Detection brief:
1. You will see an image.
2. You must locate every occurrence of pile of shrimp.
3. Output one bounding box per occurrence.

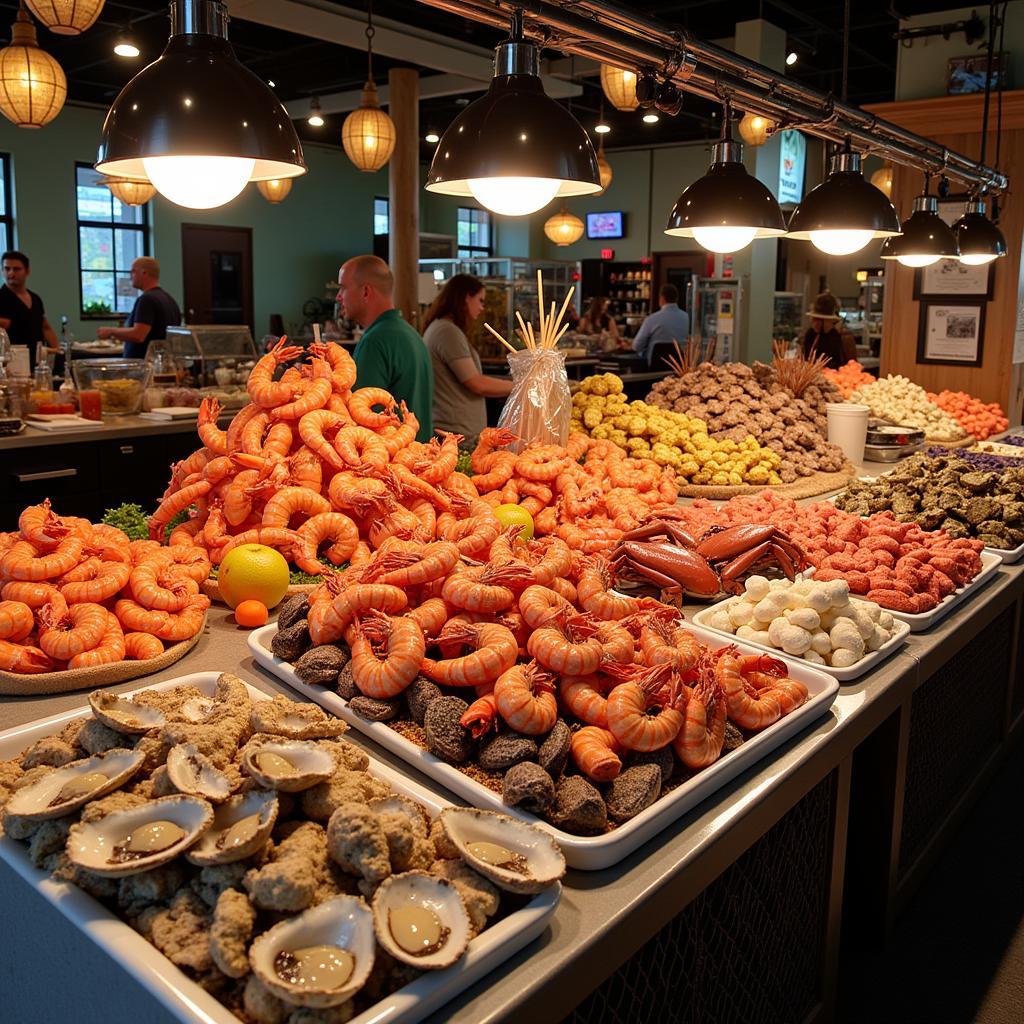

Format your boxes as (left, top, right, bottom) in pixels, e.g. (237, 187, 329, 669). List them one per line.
(469, 428, 679, 554)
(296, 532, 810, 793)
(0, 500, 210, 674)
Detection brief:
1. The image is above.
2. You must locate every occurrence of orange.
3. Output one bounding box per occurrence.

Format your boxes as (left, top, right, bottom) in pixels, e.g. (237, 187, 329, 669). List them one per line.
(493, 503, 535, 541)
(234, 600, 269, 628)
(218, 544, 290, 609)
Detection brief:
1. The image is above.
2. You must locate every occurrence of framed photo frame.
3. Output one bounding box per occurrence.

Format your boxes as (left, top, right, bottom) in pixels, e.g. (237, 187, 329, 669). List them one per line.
(917, 300, 986, 366)
(913, 257, 994, 300)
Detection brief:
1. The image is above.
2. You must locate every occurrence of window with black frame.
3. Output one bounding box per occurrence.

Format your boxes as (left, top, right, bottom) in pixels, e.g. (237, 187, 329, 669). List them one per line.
(75, 163, 150, 318)
(0, 153, 13, 252)
(457, 206, 493, 260)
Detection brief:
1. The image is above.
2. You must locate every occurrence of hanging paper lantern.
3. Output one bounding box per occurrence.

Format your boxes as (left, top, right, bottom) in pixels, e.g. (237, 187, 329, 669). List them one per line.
(544, 206, 584, 246)
(256, 178, 292, 203)
(738, 111, 773, 147)
(342, 82, 396, 173)
(0, 9, 66, 128)
(25, 0, 104, 36)
(870, 164, 894, 198)
(99, 175, 156, 206)
(596, 142, 613, 194)
(600, 65, 638, 112)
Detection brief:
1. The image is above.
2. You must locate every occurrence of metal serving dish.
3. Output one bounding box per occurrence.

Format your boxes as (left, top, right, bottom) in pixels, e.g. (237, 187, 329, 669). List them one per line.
(865, 422, 926, 448)
(863, 441, 924, 463)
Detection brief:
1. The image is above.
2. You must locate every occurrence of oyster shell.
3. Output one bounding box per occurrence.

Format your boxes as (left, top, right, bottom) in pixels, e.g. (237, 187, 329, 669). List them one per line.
(89, 690, 166, 735)
(367, 795, 429, 837)
(249, 896, 375, 1007)
(440, 807, 565, 894)
(241, 740, 335, 792)
(179, 696, 216, 722)
(250, 697, 348, 740)
(66, 794, 213, 877)
(166, 743, 235, 802)
(187, 789, 278, 865)
(371, 870, 471, 969)
(5, 748, 144, 821)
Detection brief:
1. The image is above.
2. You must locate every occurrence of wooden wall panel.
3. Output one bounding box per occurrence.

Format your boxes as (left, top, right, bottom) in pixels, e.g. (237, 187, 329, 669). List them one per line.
(865, 92, 1024, 423)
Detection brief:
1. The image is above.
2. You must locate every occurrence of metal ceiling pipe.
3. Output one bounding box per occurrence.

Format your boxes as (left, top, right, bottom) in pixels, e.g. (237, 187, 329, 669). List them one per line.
(415, 0, 1007, 193)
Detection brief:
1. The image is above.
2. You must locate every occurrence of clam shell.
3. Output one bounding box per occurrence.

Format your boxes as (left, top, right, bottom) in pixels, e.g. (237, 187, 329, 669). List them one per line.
(187, 789, 279, 866)
(89, 690, 165, 735)
(66, 794, 213, 877)
(241, 740, 335, 792)
(371, 871, 471, 970)
(367, 795, 430, 837)
(179, 696, 216, 722)
(166, 744, 235, 802)
(5, 748, 145, 821)
(440, 807, 566, 894)
(249, 896, 375, 1008)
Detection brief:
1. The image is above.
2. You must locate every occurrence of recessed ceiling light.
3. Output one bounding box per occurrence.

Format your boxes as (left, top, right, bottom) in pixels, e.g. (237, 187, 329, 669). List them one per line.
(594, 122, 611, 134)
(425, 131, 440, 143)
(113, 27, 139, 58)
(307, 97, 324, 127)
(786, 51, 798, 66)
(268, 79, 276, 88)
(642, 112, 659, 124)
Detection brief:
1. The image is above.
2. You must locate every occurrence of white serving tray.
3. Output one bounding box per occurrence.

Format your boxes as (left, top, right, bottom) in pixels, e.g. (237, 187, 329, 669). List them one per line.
(691, 599, 911, 682)
(249, 624, 839, 871)
(0, 672, 559, 1024)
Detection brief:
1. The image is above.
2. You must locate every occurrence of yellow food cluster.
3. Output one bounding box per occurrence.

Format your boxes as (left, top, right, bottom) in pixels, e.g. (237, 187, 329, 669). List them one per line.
(571, 373, 783, 486)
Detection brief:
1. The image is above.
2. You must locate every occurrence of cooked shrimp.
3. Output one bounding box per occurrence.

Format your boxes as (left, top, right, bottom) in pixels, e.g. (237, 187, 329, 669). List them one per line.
(310, 340, 357, 392)
(559, 674, 609, 727)
(421, 621, 518, 687)
(673, 670, 726, 770)
(271, 357, 332, 420)
(261, 487, 332, 529)
(596, 619, 635, 665)
(441, 563, 534, 614)
(528, 537, 572, 586)
(261, 421, 294, 458)
(129, 561, 200, 611)
(114, 594, 209, 642)
(576, 557, 636, 620)
(2, 581, 61, 608)
(493, 662, 558, 735)
(37, 600, 108, 660)
(518, 585, 571, 629)
(293, 512, 360, 575)
(378, 402, 419, 457)
(367, 504, 426, 548)
(60, 560, 130, 604)
(247, 337, 303, 407)
(460, 691, 499, 738)
(350, 612, 426, 698)
(88, 523, 133, 563)
(327, 472, 391, 517)
(308, 584, 408, 645)
(197, 397, 229, 454)
(527, 610, 603, 676)
(515, 445, 570, 482)
(761, 678, 809, 715)
(419, 431, 462, 484)
(406, 597, 448, 637)
(123, 631, 164, 661)
(150, 481, 212, 541)
(226, 402, 265, 451)
(606, 664, 684, 751)
(68, 612, 125, 669)
(364, 540, 459, 588)
(0, 639, 55, 673)
(347, 387, 398, 429)
(470, 427, 518, 473)
(334, 425, 389, 473)
(18, 499, 70, 551)
(240, 410, 272, 453)
(570, 726, 622, 782)
(639, 618, 703, 672)
(443, 513, 501, 557)
(0, 600, 34, 642)
(715, 647, 782, 731)
(164, 544, 213, 583)
(0, 537, 84, 582)
(217, 528, 299, 560)
(550, 575, 578, 605)
(471, 452, 517, 492)
(297, 410, 349, 471)
(223, 469, 260, 527)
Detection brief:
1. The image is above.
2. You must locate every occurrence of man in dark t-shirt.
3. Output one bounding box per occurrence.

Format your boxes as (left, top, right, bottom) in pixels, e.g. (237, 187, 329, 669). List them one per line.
(96, 257, 181, 358)
(0, 250, 58, 370)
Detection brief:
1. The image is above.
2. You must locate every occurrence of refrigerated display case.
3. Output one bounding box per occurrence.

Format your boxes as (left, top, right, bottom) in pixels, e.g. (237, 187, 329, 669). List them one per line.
(687, 278, 743, 362)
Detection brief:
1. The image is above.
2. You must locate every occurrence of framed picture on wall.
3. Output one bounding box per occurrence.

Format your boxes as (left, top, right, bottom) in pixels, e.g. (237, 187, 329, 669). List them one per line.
(917, 300, 986, 365)
(913, 258, 994, 300)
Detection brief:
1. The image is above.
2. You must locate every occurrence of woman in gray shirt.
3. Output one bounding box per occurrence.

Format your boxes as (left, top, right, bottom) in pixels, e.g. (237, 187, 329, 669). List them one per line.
(422, 274, 513, 449)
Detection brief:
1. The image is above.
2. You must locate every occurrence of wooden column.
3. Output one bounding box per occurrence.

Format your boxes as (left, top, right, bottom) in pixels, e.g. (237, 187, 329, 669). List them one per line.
(864, 91, 1024, 424)
(388, 68, 419, 324)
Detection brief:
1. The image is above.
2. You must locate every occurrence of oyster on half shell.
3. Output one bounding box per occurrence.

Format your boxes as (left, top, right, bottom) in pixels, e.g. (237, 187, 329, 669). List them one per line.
(241, 740, 335, 792)
(66, 794, 213, 877)
(166, 743, 235, 802)
(187, 789, 278, 866)
(249, 896, 375, 1007)
(371, 871, 471, 969)
(440, 807, 565, 894)
(5, 748, 144, 822)
(88, 690, 165, 735)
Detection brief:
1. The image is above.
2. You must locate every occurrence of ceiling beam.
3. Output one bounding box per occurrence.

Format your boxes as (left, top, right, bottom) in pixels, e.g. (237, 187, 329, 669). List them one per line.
(284, 72, 488, 115)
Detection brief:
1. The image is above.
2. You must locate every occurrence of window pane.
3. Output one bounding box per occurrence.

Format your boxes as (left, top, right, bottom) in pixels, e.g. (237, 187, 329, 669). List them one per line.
(114, 272, 137, 314)
(80, 226, 114, 269)
(78, 185, 112, 223)
(113, 198, 146, 226)
(0, 158, 6, 218)
(81, 272, 115, 313)
(114, 228, 145, 270)
(374, 197, 388, 236)
(0, 224, 7, 252)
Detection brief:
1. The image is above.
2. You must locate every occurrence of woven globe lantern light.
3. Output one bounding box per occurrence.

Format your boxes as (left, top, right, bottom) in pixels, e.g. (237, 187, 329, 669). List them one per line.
(99, 174, 155, 206)
(0, 8, 67, 128)
(600, 64, 638, 111)
(544, 206, 584, 246)
(25, 0, 103, 35)
(343, 82, 395, 173)
(256, 177, 292, 203)
(596, 139, 612, 194)
(870, 164, 894, 198)
(738, 111, 773, 147)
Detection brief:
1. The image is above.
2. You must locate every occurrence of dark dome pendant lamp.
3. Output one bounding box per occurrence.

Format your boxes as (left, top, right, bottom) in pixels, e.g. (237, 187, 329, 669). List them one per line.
(954, 196, 1006, 265)
(880, 176, 960, 267)
(95, 0, 306, 209)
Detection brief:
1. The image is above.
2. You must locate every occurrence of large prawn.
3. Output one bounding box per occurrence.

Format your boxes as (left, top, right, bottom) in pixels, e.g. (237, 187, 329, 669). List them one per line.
(247, 337, 303, 407)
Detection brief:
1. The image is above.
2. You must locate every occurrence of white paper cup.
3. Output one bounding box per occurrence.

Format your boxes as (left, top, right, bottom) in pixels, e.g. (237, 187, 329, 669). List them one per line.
(826, 402, 870, 465)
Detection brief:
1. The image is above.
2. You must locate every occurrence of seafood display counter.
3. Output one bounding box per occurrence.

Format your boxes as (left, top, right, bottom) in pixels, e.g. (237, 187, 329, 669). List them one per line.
(2, 553, 1021, 1024)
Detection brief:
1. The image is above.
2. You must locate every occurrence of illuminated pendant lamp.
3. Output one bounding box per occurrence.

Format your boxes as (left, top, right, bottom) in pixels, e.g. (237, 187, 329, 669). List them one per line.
(99, 174, 156, 206)
(787, 144, 901, 255)
(870, 163, 894, 198)
(256, 177, 292, 203)
(953, 196, 1006, 265)
(0, 7, 67, 129)
(664, 102, 787, 254)
(25, 0, 103, 36)
(880, 179, 958, 267)
(596, 139, 613, 193)
(426, 11, 601, 217)
(738, 111, 773, 147)
(342, 2, 395, 173)
(600, 64, 638, 111)
(544, 205, 584, 246)
(95, 0, 306, 210)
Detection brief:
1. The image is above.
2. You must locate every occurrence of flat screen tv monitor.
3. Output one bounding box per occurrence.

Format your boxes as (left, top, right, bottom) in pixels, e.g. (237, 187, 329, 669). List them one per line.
(586, 211, 624, 239)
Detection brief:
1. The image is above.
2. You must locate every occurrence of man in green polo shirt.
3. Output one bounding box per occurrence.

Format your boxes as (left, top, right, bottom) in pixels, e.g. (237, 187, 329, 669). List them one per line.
(337, 254, 433, 442)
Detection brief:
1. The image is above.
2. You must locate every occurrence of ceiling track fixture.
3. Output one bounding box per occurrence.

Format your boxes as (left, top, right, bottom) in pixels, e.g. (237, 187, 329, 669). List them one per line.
(95, 0, 306, 210)
(880, 176, 959, 267)
(425, 9, 600, 216)
(417, 0, 1006, 194)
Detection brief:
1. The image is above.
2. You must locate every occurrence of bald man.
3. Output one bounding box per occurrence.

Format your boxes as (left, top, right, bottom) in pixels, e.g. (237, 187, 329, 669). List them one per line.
(97, 256, 181, 358)
(337, 255, 433, 442)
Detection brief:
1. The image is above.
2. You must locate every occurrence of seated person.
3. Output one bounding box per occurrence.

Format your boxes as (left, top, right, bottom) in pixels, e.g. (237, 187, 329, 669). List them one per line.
(631, 284, 689, 365)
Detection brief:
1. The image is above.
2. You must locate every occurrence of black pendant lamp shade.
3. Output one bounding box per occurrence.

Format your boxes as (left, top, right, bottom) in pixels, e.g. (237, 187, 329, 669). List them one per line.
(425, 18, 600, 215)
(879, 194, 959, 266)
(96, 1, 305, 196)
(787, 150, 901, 253)
(953, 197, 1007, 264)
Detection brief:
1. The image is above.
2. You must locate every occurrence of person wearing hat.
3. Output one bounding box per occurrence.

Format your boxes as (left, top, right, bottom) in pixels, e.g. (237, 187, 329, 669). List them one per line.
(799, 291, 857, 369)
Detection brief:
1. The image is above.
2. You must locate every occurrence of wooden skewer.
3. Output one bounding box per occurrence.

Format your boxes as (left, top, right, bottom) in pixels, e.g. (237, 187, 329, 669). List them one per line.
(312, 323, 322, 345)
(484, 322, 517, 354)
(552, 285, 576, 346)
(547, 302, 557, 348)
(551, 322, 570, 347)
(515, 310, 533, 350)
(537, 269, 546, 346)
(527, 322, 536, 350)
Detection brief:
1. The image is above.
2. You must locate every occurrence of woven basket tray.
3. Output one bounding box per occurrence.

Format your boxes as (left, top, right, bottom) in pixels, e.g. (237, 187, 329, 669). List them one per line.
(0, 616, 207, 697)
(678, 463, 857, 501)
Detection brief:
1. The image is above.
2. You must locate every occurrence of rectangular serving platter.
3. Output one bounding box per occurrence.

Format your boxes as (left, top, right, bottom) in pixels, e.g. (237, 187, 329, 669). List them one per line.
(0, 672, 560, 1024)
(691, 600, 911, 682)
(249, 623, 839, 871)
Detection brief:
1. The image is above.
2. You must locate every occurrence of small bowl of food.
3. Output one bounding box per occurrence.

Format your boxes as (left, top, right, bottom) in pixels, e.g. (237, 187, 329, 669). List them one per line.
(72, 358, 153, 417)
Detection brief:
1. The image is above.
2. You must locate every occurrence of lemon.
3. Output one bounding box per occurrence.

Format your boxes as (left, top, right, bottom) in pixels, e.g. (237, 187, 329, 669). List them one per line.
(493, 503, 535, 541)
(218, 544, 290, 609)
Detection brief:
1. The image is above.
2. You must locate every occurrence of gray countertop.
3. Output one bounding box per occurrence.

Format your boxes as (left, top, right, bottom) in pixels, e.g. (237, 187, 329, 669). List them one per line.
(0, 413, 229, 451)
